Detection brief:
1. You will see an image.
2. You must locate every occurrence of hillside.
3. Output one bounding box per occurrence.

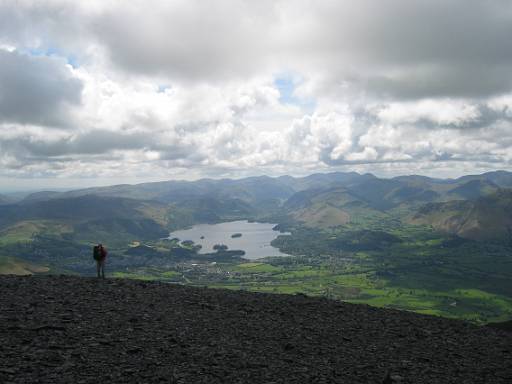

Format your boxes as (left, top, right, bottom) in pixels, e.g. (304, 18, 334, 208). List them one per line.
(447, 179, 500, 200)
(411, 190, 512, 241)
(283, 187, 383, 228)
(1, 275, 511, 384)
(14, 171, 512, 232)
(0, 193, 14, 205)
(0, 195, 171, 246)
(456, 170, 512, 188)
(0, 256, 48, 275)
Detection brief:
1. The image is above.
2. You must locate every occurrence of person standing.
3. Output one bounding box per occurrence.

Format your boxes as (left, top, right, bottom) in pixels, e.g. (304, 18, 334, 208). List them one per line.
(93, 243, 108, 278)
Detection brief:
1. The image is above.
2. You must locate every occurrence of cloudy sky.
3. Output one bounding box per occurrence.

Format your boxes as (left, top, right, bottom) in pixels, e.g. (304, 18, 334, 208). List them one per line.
(1, 0, 512, 191)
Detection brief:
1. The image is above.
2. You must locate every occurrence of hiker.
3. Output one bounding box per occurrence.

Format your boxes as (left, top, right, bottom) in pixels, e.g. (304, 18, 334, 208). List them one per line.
(93, 243, 108, 278)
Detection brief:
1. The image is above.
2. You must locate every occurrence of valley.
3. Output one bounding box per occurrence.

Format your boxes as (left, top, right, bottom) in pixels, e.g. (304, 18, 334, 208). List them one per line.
(1, 171, 512, 324)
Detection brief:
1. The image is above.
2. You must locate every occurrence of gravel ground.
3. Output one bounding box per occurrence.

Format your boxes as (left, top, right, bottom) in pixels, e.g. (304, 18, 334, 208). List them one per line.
(1, 275, 511, 383)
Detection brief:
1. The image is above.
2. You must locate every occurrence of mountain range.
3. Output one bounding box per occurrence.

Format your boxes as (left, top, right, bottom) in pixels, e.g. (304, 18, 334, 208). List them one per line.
(2, 170, 512, 243)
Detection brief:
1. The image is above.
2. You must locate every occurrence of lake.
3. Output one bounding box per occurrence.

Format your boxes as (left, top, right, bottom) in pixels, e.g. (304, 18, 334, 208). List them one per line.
(169, 220, 291, 260)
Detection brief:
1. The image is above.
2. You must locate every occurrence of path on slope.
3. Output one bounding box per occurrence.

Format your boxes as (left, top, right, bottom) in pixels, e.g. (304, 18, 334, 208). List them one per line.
(0, 275, 511, 383)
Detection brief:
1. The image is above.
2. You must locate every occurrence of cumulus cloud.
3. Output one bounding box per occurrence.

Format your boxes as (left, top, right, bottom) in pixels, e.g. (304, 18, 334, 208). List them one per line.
(0, 0, 512, 188)
(0, 49, 82, 127)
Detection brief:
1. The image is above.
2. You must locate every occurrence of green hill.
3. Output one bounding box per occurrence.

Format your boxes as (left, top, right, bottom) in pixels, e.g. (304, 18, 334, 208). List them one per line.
(455, 170, 512, 188)
(0, 255, 49, 275)
(410, 189, 512, 241)
(0, 193, 14, 205)
(447, 179, 500, 200)
(283, 187, 383, 228)
(0, 195, 171, 246)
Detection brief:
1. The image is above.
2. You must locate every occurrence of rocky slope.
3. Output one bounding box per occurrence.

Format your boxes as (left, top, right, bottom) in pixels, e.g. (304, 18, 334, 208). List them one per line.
(1, 275, 511, 383)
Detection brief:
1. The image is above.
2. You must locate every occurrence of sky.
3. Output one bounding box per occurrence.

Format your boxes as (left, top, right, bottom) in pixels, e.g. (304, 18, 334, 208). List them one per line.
(1, 0, 512, 191)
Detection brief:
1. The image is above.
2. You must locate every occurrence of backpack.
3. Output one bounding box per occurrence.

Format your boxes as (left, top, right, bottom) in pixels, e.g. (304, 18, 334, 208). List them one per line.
(93, 245, 101, 261)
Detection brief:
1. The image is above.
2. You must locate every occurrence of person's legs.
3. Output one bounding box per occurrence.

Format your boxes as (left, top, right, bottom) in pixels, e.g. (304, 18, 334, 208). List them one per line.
(96, 260, 101, 278)
(100, 258, 105, 279)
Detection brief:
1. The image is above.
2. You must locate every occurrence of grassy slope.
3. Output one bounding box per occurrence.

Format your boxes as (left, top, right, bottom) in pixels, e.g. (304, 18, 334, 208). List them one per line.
(207, 261, 512, 323)
(0, 256, 49, 275)
(0, 220, 73, 245)
(410, 190, 512, 241)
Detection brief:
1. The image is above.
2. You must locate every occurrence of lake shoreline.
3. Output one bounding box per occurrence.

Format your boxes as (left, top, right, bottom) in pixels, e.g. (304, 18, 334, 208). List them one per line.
(169, 220, 291, 260)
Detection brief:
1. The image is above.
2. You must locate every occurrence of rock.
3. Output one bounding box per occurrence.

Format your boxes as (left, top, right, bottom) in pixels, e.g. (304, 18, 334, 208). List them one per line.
(382, 371, 393, 384)
(0, 275, 511, 383)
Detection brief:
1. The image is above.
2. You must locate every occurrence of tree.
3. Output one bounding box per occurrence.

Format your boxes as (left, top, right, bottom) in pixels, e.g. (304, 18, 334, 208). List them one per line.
(213, 244, 228, 251)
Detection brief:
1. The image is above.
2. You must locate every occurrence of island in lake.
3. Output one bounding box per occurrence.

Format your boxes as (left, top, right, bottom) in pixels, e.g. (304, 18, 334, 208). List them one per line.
(168, 220, 291, 260)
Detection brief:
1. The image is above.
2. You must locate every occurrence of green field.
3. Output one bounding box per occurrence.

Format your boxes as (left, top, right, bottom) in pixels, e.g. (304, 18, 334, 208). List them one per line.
(207, 262, 512, 323)
(0, 255, 49, 275)
(0, 220, 73, 245)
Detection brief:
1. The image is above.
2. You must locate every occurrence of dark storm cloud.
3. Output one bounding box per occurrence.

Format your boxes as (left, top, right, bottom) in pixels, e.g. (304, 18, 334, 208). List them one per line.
(0, 50, 82, 127)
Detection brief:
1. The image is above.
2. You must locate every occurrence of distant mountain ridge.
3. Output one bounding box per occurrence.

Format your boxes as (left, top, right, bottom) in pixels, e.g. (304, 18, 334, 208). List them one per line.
(3, 170, 512, 241)
(0, 193, 14, 205)
(19, 170, 512, 204)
